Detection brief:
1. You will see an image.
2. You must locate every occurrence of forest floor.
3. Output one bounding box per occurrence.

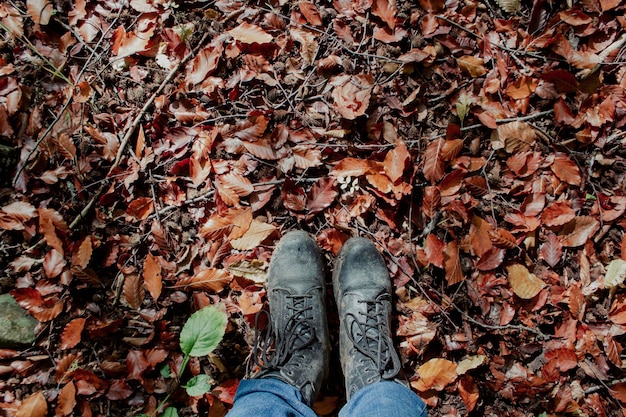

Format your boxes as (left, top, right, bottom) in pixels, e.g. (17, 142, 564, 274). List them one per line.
(1, 0, 626, 416)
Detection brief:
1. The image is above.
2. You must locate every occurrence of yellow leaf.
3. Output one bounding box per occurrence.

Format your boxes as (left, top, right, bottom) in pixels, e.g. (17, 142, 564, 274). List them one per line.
(605, 259, 626, 289)
(507, 264, 545, 299)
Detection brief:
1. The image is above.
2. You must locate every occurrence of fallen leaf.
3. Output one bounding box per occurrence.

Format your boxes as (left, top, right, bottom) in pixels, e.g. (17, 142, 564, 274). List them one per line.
(604, 259, 626, 289)
(17, 391, 47, 417)
(299, 2, 322, 26)
(542, 201, 576, 227)
(456, 56, 487, 77)
(424, 234, 445, 268)
(228, 22, 273, 44)
(332, 75, 374, 120)
(540, 232, 562, 268)
(27, 0, 53, 25)
(126, 197, 154, 220)
(423, 138, 445, 183)
(414, 358, 458, 391)
(458, 375, 480, 412)
(507, 264, 546, 299)
(60, 318, 86, 350)
(142, 253, 162, 301)
(106, 379, 134, 401)
(372, 0, 397, 29)
(384, 139, 410, 183)
(560, 216, 599, 247)
(44, 249, 66, 278)
(444, 240, 464, 285)
(551, 153, 581, 186)
(175, 268, 232, 293)
(290, 28, 318, 63)
(123, 274, 144, 310)
(306, 178, 338, 216)
(230, 219, 277, 250)
(56, 381, 76, 416)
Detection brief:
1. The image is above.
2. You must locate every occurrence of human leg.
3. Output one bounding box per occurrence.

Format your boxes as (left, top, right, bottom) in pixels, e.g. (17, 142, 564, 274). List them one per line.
(228, 231, 329, 415)
(333, 237, 426, 417)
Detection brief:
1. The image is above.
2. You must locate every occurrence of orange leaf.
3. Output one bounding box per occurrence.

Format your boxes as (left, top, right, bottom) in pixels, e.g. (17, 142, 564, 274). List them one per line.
(31, 298, 63, 322)
(421, 186, 440, 218)
(56, 381, 76, 416)
(496, 122, 536, 153)
(610, 382, 626, 403)
(0, 201, 37, 230)
(126, 197, 154, 220)
(175, 268, 232, 293)
(142, 254, 162, 301)
(299, 2, 322, 26)
(38, 208, 64, 255)
(456, 56, 487, 77)
(560, 216, 599, 247)
(366, 172, 393, 194)
(123, 274, 144, 310)
(292, 145, 322, 169)
(17, 391, 47, 417)
(331, 158, 372, 178)
(228, 22, 273, 44)
(383, 139, 409, 183)
(306, 178, 337, 216)
(507, 264, 546, 299)
(505, 75, 538, 99)
(551, 153, 581, 186)
(332, 74, 374, 120)
(443, 240, 464, 285)
(60, 318, 86, 350)
(415, 358, 458, 391)
(185, 44, 222, 85)
(44, 249, 66, 278)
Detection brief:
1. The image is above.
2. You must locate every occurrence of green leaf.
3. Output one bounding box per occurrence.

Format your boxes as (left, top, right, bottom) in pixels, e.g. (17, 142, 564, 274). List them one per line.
(160, 363, 172, 378)
(183, 374, 212, 397)
(162, 407, 178, 417)
(180, 304, 228, 357)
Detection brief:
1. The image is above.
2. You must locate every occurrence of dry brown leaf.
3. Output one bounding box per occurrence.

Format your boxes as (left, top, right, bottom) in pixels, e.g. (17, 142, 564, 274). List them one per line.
(230, 219, 277, 250)
(496, 122, 536, 153)
(123, 274, 144, 310)
(541, 201, 576, 227)
(383, 139, 409, 183)
(60, 318, 86, 350)
(560, 216, 599, 247)
(126, 198, 155, 220)
(299, 2, 322, 26)
(17, 391, 47, 417)
(290, 28, 318, 63)
(539, 232, 562, 268)
(175, 268, 232, 293)
(423, 138, 445, 184)
(456, 56, 487, 77)
(414, 358, 458, 391)
(331, 158, 372, 178)
(38, 208, 64, 255)
(372, 0, 397, 29)
(56, 381, 76, 416)
(72, 237, 92, 270)
(458, 375, 480, 412)
(507, 264, 546, 299)
(551, 153, 582, 186)
(142, 254, 162, 301)
(443, 240, 464, 285)
(292, 146, 322, 169)
(228, 22, 273, 44)
(27, 0, 53, 25)
(332, 75, 374, 120)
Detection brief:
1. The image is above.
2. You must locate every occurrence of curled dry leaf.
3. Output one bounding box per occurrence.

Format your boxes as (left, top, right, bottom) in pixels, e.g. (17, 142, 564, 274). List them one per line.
(290, 28, 318, 64)
(414, 358, 458, 391)
(383, 139, 409, 183)
(507, 264, 546, 299)
(495, 122, 536, 153)
(604, 259, 626, 289)
(299, 2, 322, 26)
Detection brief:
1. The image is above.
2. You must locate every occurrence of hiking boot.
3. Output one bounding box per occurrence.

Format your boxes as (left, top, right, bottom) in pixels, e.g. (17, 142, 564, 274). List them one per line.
(333, 237, 402, 399)
(251, 231, 330, 405)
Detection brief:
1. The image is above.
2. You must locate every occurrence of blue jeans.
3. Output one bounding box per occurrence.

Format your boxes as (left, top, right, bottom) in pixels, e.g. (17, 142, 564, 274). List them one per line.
(227, 378, 427, 417)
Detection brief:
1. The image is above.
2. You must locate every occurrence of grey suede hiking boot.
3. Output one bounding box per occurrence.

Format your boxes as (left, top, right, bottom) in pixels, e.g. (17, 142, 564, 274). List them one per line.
(333, 237, 403, 399)
(251, 231, 330, 405)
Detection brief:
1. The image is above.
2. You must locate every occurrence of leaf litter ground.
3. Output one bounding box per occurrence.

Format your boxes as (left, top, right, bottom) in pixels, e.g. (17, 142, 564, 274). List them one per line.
(1, 0, 626, 416)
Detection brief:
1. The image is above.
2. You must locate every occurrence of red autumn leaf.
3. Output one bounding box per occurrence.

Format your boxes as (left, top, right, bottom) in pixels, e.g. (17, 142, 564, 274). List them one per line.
(421, 185, 441, 219)
(331, 158, 372, 178)
(366, 172, 392, 194)
(44, 249, 66, 278)
(542, 201, 576, 227)
(423, 138, 445, 183)
(60, 318, 86, 350)
(142, 253, 162, 301)
(540, 232, 562, 268)
(604, 334, 622, 366)
(505, 76, 538, 99)
(560, 216, 599, 247)
(126, 197, 154, 220)
(299, 2, 322, 26)
(0, 201, 37, 230)
(11, 287, 44, 310)
(464, 176, 488, 197)
(383, 140, 409, 183)
(306, 178, 338, 216)
(318, 228, 349, 255)
(609, 298, 626, 325)
(551, 153, 581, 186)
(610, 382, 626, 403)
(372, 0, 397, 29)
(444, 240, 464, 285)
(145, 348, 168, 368)
(476, 248, 505, 271)
(31, 298, 64, 322)
(439, 169, 465, 197)
(126, 350, 150, 381)
(55, 381, 76, 416)
(17, 391, 47, 417)
(174, 268, 232, 293)
(469, 216, 493, 258)
(424, 234, 445, 268)
(38, 208, 65, 255)
(490, 228, 518, 249)
(71, 369, 108, 396)
(111, 26, 153, 58)
(281, 179, 307, 212)
(106, 379, 134, 401)
(506, 151, 543, 177)
(545, 348, 578, 372)
(292, 146, 322, 169)
(185, 44, 222, 85)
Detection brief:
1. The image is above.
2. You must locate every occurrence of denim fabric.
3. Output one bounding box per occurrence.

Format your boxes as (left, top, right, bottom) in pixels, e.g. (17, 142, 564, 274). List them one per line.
(227, 378, 427, 417)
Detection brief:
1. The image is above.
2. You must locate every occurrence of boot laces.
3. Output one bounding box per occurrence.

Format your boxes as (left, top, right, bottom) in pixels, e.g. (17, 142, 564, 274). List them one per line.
(253, 293, 315, 372)
(346, 295, 401, 379)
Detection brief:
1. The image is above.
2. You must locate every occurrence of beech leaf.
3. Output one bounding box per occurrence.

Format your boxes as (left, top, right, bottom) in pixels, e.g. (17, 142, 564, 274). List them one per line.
(175, 268, 232, 293)
(16, 391, 47, 417)
(60, 318, 86, 350)
(456, 56, 487, 77)
(228, 22, 273, 44)
(507, 264, 546, 299)
(604, 259, 626, 289)
(56, 381, 76, 416)
(560, 216, 599, 247)
(414, 358, 458, 391)
(142, 253, 162, 301)
(27, 0, 53, 25)
(306, 178, 338, 216)
(180, 305, 228, 357)
(230, 219, 276, 251)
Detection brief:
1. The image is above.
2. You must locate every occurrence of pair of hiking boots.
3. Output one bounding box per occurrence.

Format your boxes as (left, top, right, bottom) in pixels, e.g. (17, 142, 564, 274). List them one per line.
(250, 231, 403, 405)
